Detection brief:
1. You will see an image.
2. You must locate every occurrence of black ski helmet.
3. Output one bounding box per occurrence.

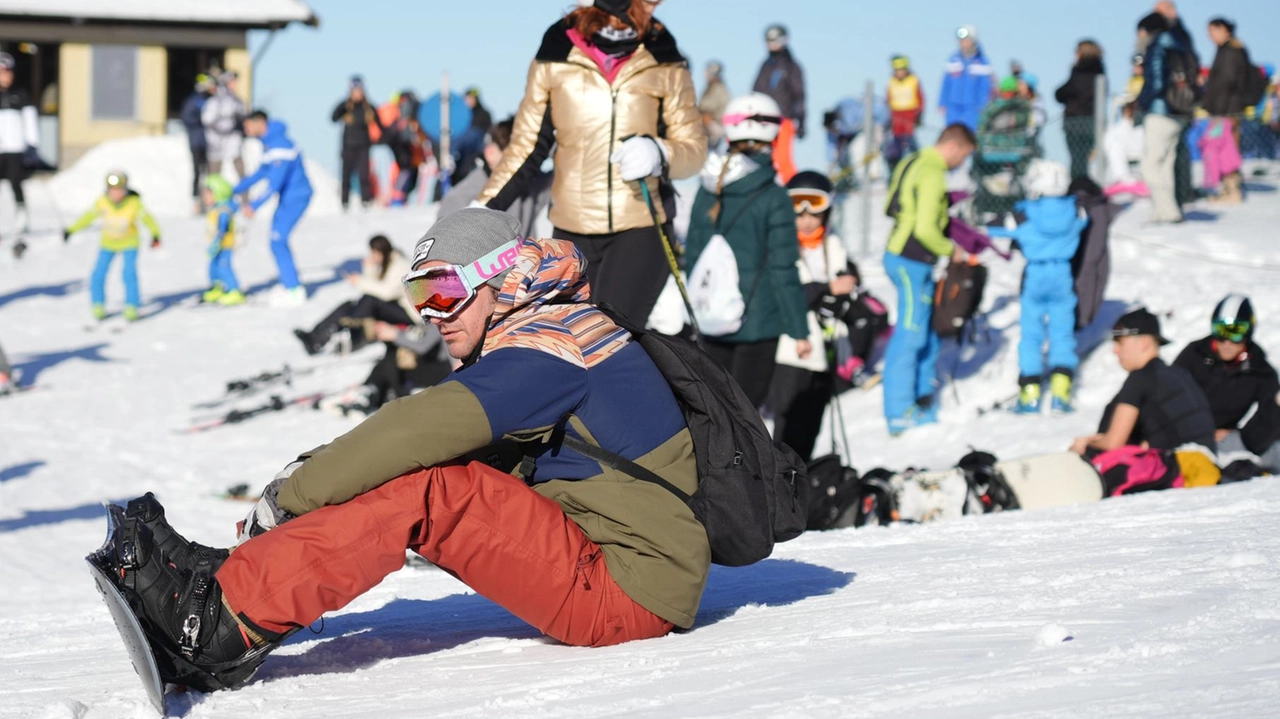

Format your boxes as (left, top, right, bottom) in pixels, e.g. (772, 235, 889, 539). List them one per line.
(786, 170, 835, 225)
(1212, 294, 1256, 341)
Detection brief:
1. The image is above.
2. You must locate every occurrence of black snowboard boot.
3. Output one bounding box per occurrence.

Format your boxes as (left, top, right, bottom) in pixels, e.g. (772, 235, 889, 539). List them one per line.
(124, 493, 230, 571)
(108, 516, 279, 691)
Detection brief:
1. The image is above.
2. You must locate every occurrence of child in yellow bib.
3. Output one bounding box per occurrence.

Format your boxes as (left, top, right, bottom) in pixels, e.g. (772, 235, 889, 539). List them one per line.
(201, 175, 244, 305)
(65, 171, 161, 321)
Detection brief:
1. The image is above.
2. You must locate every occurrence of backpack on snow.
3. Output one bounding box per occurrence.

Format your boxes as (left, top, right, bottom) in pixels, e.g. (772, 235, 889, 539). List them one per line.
(932, 258, 988, 339)
(1088, 446, 1184, 496)
(804, 455, 862, 531)
(1163, 47, 1202, 116)
(559, 307, 808, 567)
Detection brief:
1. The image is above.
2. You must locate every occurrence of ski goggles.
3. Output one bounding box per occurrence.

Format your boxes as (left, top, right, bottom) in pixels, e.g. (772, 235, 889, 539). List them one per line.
(722, 112, 783, 128)
(1212, 318, 1251, 343)
(401, 239, 521, 319)
(106, 173, 127, 188)
(789, 188, 831, 214)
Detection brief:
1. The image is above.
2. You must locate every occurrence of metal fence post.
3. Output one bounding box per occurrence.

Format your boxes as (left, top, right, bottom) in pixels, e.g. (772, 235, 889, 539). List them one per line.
(1093, 73, 1108, 184)
(861, 79, 874, 258)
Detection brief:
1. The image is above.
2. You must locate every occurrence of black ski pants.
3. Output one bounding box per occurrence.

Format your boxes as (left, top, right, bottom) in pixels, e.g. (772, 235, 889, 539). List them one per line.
(309, 295, 412, 348)
(553, 223, 673, 330)
(341, 145, 373, 206)
(190, 146, 209, 200)
(701, 337, 780, 410)
(365, 347, 451, 409)
(768, 365, 835, 463)
(0, 153, 26, 205)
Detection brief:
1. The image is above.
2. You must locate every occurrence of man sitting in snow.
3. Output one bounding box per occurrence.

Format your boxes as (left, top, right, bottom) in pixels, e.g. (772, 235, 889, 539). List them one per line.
(105, 209, 707, 692)
(1174, 295, 1280, 473)
(1070, 308, 1216, 457)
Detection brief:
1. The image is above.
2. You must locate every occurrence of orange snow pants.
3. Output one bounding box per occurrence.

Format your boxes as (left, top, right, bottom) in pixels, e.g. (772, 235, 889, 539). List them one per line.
(216, 461, 674, 648)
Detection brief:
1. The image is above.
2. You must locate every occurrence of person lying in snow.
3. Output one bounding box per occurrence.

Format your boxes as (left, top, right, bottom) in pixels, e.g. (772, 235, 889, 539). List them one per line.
(102, 209, 708, 691)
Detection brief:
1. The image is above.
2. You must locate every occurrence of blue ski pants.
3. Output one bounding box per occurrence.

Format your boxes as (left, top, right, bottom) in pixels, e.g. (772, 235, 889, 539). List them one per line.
(1018, 261, 1078, 379)
(90, 248, 139, 309)
(269, 194, 310, 290)
(209, 250, 240, 292)
(882, 252, 940, 420)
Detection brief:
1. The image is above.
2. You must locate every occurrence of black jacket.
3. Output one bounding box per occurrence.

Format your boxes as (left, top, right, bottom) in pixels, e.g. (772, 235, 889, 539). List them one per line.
(1054, 57, 1106, 118)
(1202, 40, 1255, 116)
(753, 48, 806, 135)
(1174, 337, 1280, 454)
(331, 99, 382, 149)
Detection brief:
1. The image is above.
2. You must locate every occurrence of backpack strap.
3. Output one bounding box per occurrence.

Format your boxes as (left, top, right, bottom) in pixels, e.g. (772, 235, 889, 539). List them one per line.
(560, 434, 692, 503)
(716, 183, 779, 313)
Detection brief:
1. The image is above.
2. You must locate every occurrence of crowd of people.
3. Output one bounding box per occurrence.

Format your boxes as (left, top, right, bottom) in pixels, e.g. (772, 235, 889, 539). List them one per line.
(5, 0, 1280, 698)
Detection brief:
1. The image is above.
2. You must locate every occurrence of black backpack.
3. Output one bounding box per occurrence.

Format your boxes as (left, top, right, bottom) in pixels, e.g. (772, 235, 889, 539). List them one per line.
(1243, 62, 1269, 108)
(560, 309, 808, 567)
(932, 259, 988, 339)
(804, 455, 861, 531)
(1163, 47, 1201, 116)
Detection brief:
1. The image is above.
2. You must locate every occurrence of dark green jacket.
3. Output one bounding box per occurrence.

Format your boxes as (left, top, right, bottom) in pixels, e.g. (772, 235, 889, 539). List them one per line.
(684, 165, 808, 343)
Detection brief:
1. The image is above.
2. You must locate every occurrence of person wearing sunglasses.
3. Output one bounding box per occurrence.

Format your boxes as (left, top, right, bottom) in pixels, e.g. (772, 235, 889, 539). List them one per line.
(112, 209, 706, 688)
(476, 0, 705, 328)
(1070, 307, 1215, 457)
(1174, 295, 1280, 472)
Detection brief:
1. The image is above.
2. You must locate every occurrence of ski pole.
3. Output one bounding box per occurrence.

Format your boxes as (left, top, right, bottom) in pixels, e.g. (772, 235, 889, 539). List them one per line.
(638, 180, 699, 337)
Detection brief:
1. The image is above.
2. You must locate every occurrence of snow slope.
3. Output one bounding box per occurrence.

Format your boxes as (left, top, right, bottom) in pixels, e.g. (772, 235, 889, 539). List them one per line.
(2, 168, 1280, 718)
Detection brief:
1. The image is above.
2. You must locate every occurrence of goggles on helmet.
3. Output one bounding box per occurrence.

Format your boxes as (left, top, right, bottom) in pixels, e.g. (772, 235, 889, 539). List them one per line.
(1212, 318, 1251, 343)
(788, 188, 831, 215)
(401, 239, 521, 320)
(106, 173, 127, 188)
(956, 27, 973, 40)
(722, 112, 783, 128)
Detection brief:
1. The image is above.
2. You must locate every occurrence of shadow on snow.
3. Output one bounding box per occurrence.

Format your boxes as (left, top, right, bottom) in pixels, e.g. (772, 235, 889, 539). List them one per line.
(0, 280, 83, 309)
(13, 342, 115, 384)
(0, 460, 46, 484)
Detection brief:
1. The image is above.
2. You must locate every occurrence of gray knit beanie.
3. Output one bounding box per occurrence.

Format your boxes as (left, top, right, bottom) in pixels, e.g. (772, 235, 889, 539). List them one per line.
(411, 208, 523, 289)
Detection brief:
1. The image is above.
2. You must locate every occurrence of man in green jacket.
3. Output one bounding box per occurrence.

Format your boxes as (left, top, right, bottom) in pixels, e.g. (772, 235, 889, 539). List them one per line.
(882, 124, 976, 434)
(105, 209, 708, 692)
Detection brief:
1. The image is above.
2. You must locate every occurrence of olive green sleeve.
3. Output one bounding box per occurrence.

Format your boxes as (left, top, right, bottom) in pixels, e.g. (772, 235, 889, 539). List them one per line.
(277, 381, 492, 515)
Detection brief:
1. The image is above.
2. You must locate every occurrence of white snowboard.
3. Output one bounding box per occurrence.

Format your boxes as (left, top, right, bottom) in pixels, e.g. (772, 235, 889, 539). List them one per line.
(996, 452, 1104, 511)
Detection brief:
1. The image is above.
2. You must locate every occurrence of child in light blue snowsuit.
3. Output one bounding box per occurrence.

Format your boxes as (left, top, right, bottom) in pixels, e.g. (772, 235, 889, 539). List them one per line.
(988, 163, 1087, 414)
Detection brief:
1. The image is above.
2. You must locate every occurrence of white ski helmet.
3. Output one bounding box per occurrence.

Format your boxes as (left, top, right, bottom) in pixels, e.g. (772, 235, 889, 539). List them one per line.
(722, 93, 783, 144)
(1023, 159, 1071, 199)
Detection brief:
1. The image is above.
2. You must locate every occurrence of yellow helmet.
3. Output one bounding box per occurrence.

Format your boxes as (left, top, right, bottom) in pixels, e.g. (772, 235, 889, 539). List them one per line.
(892, 55, 910, 71)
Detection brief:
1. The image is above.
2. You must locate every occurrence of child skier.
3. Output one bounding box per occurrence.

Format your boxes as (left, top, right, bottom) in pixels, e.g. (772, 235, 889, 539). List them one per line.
(987, 159, 1087, 413)
(201, 175, 244, 306)
(770, 170, 887, 461)
(886, 55, 924, 173)
(64, 172, 161, 321)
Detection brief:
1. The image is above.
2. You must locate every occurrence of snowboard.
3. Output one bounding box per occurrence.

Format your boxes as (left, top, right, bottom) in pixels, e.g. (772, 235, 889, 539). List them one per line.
(86, 505, 166, 716)
(995, 452, 1104, 510)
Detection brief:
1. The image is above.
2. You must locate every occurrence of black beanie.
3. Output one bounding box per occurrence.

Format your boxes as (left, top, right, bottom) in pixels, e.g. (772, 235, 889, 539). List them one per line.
(594, 0, 633, 26)
(1137, 12, 1169, 34)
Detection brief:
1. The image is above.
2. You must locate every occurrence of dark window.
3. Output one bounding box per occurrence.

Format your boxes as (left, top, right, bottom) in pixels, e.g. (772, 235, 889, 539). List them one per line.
(0, 40, 61, 114)
(92, 45, 137, 120)
(166, 46, 226, 118)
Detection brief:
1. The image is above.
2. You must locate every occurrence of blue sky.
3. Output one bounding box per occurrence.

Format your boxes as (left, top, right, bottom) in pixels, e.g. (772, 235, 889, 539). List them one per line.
(249, 0, 1280, 177)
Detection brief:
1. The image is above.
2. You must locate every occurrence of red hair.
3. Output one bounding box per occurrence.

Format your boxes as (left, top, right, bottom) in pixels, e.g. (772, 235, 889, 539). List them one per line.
(566, 1, 660, 39)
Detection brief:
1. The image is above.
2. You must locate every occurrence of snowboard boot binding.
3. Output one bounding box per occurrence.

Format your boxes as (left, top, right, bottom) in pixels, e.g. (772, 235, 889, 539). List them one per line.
(103, 512, 279, 692)
(124, 493, 229, 572)
(1013, 380, 1042, 415)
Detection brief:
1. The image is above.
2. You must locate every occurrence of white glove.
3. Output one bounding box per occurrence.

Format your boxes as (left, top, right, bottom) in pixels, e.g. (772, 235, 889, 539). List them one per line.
(236, 461, 302, 544)
(611, 137, 668, 181)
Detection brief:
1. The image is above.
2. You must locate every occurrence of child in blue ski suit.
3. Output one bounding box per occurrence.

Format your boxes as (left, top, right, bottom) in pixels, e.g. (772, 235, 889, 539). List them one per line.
(234, 111, 313, 302)
(987, 160, 1087, 414)
(201, 174, 243, 306)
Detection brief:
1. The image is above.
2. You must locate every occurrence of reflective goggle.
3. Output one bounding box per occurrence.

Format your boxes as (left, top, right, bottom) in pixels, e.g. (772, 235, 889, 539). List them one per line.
(956, 27, 973, 40)
(402, 239, 521, 320)
(788, 188, 831, 215)
(722, 112, 783, 128)
(106, 174, 127, 188)
(1212, 318, 1251, 343)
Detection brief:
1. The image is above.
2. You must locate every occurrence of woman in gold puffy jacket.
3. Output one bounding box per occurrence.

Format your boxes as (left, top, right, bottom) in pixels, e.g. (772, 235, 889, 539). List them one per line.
(478, 0, 705, 326)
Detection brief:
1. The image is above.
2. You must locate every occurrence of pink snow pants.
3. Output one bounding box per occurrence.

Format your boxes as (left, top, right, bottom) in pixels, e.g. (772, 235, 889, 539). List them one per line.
(216, 461, 675, 648)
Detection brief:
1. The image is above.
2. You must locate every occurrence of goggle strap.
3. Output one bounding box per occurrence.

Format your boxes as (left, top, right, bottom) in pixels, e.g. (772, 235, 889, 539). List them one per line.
(457, 239, 522, 289)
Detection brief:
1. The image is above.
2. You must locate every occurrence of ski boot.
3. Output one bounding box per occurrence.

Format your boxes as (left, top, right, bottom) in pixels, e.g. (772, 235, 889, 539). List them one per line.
(92, 304, 107, 321)
(124, 492, 229, 571)
(217, 290, 246, 306)
(1049, 372, 1074, 414)
(293, 328, 323, 356)
(99, 511, 279, 692)
(202, 285, 226, 304)
(1008, 381, 1039, 414)
(887, 401, 938, 437)
(123, 306, 140, 322)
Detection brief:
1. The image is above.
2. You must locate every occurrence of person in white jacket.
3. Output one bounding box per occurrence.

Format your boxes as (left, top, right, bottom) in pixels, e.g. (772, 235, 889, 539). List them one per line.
(293, 235, 416, 355)
(770, 171, 889, 461)
(0, 52, 39, 234)
(202, 71, 247, 179)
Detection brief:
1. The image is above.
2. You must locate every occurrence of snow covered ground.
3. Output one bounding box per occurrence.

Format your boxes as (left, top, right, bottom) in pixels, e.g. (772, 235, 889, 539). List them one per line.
(2, 151, 1280, 717)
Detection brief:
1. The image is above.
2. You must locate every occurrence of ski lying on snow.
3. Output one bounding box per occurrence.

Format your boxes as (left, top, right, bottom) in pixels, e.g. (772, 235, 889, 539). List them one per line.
(179, 391, 330, 434)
